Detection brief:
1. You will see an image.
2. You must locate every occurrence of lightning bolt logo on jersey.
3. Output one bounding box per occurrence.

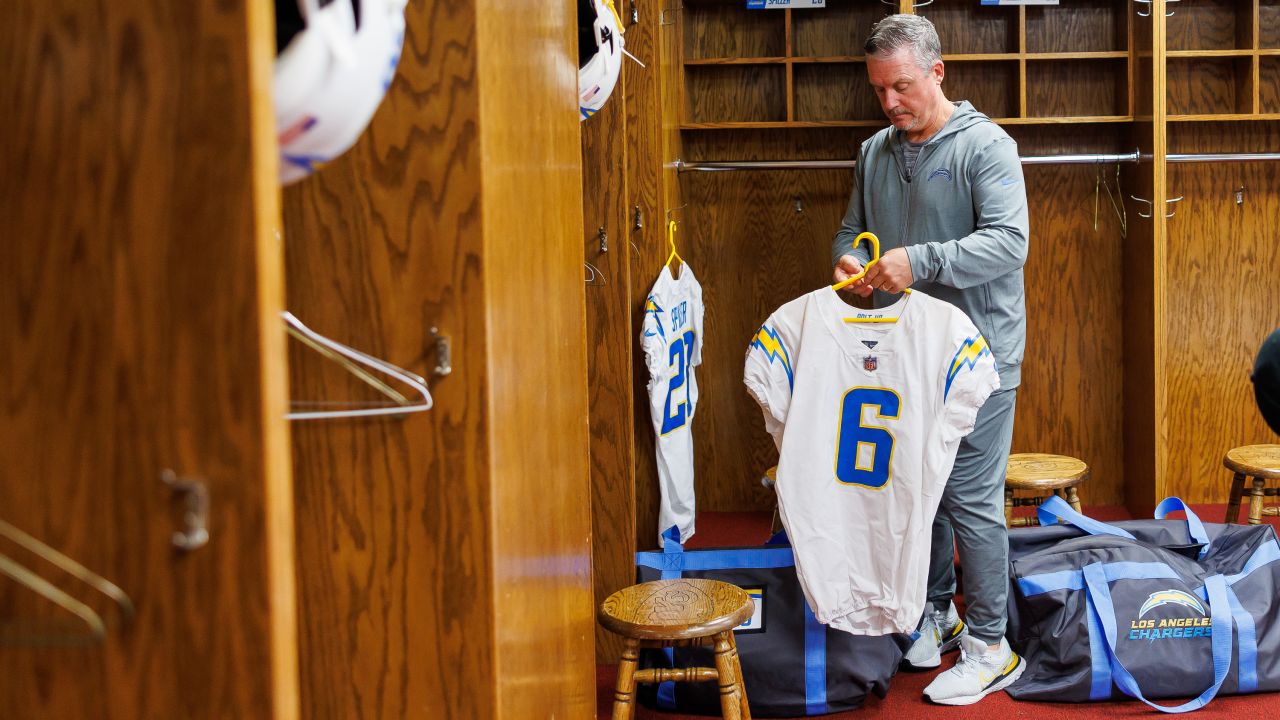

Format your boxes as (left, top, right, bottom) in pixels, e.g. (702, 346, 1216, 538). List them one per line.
(641, 264, 705, 545)
(743, 288, 998, 635)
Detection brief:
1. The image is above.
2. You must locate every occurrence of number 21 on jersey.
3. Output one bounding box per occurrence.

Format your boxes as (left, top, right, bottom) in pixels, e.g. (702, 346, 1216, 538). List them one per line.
(834, 387, 899, 489)
(661, 329, 696, 435)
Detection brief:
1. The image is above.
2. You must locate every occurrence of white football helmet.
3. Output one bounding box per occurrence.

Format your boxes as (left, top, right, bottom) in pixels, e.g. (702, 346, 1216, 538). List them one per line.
(274, 0, 408, 184)
(579, 0, 625, 121)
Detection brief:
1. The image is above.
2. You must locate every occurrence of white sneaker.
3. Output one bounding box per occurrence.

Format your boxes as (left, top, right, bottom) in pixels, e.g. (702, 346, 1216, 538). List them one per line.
(902, 602, 967, 670)
(923, 635, 1025, 706)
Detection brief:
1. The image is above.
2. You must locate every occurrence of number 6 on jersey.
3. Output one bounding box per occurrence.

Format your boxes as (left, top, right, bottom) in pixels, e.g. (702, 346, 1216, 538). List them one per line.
(834, 387, 900, 489)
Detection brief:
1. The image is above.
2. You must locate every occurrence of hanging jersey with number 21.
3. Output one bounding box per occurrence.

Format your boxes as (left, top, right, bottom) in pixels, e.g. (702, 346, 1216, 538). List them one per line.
(642, 264, 705, 546)
(743, 288, 998, 635)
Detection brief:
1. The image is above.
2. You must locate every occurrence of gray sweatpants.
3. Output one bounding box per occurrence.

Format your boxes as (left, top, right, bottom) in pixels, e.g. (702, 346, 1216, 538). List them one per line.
(926, 388, 1017, 643)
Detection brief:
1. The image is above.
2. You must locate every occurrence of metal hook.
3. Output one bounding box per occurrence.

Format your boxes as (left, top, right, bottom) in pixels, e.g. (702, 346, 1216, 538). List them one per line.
(585, 261, 608, 286)
(1164, 195, 1184, 218)
(666, 203, 689, 222)
(1166, 0, 1179, 16)
(1131, 194, 1153, 219)
(912, 0, 935, 7)
(1135, 0, 1151, 17)
(162, 470, 209, 552)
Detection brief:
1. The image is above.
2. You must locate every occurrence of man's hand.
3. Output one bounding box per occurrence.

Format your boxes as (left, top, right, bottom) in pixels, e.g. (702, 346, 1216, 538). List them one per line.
(833, 255, 874, 297)
(860, 247, 914, 294)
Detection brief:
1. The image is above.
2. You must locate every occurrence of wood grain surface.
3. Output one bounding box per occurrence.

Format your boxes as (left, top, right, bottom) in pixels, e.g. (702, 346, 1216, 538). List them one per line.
(478, 1, 594, 714)
(919, 3, 1019, 56)
(1025, 1, 1127, 54)
(583, 12, 635, 666)
(1122, 18, 1164, 514)
(1167, 57, 1253, 115)
(1013, 165, 1128, 506)
(685, 65, 787, 124)
(0, 1, 295, 718)
(626, 0, 674, 556)
(1005, 453, 1090, 490)
(793, 64, 881, 122)
(1162, 159, 1280, 503)
(282, 0, 593, 717)
(791, 3, 891, 58)
(1262, 1, 1280, 49)
(1165, 0, 1250, 52)
(943, 61, 1019, 120)
(1259, 57, 1280, 113)
(1224, 445, 1280, 478)
(598, 579, 752, 639)
(684, 3, 784, 60)
(1026, 59, 1128, 118)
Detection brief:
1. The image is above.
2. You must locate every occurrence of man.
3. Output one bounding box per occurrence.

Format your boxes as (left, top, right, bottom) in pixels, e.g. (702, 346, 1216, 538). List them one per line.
(831, 14, 1030, 706)
(1256, 329, 1280, 435)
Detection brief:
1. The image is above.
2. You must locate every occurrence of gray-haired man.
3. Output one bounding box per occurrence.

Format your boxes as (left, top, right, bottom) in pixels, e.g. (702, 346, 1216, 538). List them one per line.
(832, 14, 1030, 706)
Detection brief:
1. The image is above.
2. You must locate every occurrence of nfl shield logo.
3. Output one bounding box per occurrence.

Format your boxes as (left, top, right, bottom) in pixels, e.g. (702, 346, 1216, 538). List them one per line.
(863, 356, 877, 372)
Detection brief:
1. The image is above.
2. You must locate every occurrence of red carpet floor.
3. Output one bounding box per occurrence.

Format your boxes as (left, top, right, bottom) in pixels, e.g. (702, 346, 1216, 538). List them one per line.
(597, 505, 1280, 718)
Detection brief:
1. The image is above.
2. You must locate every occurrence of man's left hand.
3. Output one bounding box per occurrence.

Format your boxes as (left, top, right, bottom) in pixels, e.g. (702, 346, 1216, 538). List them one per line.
(861, 247, 914, 294)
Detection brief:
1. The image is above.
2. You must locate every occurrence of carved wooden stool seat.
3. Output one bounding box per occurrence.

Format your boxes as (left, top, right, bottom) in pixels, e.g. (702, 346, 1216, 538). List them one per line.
(598, 578, 755, 720)
(1223, 444, 1280, 524)
(1004, 453, 1089, 527)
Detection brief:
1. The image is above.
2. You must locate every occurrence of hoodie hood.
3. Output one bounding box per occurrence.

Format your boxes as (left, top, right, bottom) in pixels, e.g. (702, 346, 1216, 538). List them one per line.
(888, 100, 990, 150)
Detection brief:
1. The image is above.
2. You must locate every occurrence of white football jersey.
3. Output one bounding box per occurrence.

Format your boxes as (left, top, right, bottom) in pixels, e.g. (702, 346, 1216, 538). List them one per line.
(743, 288, 999, 635)
(641, 264, 704, 546)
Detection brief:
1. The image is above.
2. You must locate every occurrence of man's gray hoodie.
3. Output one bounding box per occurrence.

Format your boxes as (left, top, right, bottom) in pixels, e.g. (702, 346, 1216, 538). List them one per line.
(832, 100, 1028, 390)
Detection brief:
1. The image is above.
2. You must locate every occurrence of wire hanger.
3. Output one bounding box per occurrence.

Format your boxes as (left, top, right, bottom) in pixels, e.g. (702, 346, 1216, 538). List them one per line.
(665, 219, 684, 270)
(0, 519, 136, 645)
(284, 311, 434, 421)
(832, 231, 911, 324)
(0, 552, 106, 645)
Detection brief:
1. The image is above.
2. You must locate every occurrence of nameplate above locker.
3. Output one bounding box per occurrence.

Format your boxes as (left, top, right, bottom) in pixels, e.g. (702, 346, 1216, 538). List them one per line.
(746, 0, 824, 9)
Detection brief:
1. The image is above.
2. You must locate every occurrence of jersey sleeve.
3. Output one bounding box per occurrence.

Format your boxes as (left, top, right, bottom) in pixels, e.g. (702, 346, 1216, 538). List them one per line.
(939, 316, 1001, 443)
(743, 314, 797, 449)
(640, 293, 669, 381)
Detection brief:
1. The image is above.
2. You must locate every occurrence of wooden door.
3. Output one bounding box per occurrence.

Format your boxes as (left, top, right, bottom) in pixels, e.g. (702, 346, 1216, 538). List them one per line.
(0, 2, 297, 718)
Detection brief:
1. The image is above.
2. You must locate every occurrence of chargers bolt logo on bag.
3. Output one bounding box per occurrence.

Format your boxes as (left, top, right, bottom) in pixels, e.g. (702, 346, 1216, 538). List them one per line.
(1128, 589, 1212, 642)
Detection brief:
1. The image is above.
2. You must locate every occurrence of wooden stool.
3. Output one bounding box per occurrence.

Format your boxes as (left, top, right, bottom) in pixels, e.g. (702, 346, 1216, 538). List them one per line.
(598, 578, 755, 720)
(1223, 444, 1280, 524)
(1004, 453, 1089, 527)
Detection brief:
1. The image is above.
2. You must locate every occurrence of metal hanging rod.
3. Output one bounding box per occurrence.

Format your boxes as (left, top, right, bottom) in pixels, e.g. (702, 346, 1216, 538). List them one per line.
(675, 151, 1280, 172)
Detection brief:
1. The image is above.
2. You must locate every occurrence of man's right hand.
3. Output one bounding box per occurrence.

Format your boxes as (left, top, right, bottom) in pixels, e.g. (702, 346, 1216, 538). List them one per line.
(833, 255, 874, 297)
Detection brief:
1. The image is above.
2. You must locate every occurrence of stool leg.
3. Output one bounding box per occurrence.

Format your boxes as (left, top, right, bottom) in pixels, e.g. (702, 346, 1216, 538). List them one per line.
(1004, 489, 1014, 528)
(612, 637, 640, 720)
(1066, 486, 1082, 514)
(1226, 473, 1246, 523)
(1250, 478, 1266, 526)
(727, 632, 752, 720)
(713, 631, 745, 720)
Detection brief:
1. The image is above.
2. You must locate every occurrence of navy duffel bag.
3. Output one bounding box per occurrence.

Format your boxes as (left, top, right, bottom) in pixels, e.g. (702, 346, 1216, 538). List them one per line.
(634, 528, 909, 717)
(1006, 496, 1280, 712)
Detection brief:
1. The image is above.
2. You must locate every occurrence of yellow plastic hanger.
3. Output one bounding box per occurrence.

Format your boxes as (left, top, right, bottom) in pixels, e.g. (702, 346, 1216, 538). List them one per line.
(833, 231, 910, 324)
(665, 219, 684, 270)
(832, 231, 880, 291)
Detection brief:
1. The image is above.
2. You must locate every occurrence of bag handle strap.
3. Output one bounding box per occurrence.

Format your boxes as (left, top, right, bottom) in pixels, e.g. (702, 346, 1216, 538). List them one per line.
(1154, 497, 1212, 558)
(1037, 495, 1137, 539)
(1083, 564, 1233, 713)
